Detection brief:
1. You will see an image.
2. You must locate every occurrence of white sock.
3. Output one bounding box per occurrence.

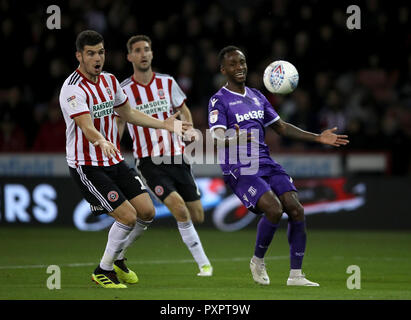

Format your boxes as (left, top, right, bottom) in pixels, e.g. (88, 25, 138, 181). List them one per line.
(117, 218, 152, 260)
(289, 269, 303, 278)
(252, 255, 265, 265)
(99, 221, 133, 271)
(177, 220, 210, 268)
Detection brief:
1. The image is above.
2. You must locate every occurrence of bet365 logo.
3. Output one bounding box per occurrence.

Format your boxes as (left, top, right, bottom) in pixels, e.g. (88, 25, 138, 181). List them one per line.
(235, 110, 264, 123)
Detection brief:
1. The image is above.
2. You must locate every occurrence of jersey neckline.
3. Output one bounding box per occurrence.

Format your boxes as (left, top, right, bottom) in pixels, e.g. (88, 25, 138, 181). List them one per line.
(76, 68, 101, 86)
(131, 72, 156, 87)
(222, 86, 247, 97)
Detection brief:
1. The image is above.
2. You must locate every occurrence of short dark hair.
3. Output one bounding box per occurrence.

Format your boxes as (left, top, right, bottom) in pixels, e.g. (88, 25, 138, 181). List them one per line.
(127, 35, 152, 53)
(218, 45, 243, 65)
(76, 30, 104, 52)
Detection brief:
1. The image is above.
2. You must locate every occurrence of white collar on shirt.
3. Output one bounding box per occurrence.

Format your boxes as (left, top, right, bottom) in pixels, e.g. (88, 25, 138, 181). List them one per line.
(222, 86, 247, 97)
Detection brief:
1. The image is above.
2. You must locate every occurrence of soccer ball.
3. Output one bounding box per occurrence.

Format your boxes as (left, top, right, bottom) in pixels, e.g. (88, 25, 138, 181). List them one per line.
(263, 60, 299, 94)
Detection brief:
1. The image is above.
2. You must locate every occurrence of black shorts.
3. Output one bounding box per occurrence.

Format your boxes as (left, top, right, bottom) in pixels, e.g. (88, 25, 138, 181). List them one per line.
(69, 161, 148, 215)
(137, 157, 201, 202)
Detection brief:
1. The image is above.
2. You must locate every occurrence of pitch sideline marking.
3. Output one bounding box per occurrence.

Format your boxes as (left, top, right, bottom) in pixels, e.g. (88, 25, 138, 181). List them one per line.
(0, 256, 289, 270)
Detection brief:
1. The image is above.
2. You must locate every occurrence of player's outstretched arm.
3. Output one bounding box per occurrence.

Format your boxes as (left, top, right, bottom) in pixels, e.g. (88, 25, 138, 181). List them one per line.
(74, 113, 120, 158)
(316, 127, 349, 147)
(115, 101, 192, 135)
(270, 119, 349, 147)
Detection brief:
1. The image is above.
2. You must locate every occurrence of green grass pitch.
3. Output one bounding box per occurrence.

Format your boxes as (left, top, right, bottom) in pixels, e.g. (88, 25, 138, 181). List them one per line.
(0, 226, 410, 300)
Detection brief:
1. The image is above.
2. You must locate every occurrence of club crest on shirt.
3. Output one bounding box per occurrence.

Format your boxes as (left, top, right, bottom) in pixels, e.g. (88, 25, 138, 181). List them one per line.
(158, 89, 165, 99)
(252, 97, 261, 106)
(107, 191, 119, 202)
(209, 110, 219, 124)
(248, 186, 257, 197)
(154, 185, 164, 196)
(106, 87, 113, 100)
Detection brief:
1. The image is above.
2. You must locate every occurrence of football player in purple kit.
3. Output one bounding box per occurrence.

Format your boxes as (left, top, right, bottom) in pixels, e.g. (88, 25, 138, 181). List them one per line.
(208, 46, 349, 286)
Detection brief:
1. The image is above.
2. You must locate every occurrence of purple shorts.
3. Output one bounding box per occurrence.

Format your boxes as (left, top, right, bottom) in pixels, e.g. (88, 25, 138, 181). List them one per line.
(224, 168, 297, 214)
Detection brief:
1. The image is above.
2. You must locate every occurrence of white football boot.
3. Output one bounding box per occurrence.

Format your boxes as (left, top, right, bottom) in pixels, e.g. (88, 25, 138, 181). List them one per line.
(250, 258, 270, 285)
(287, 270, 319, 286)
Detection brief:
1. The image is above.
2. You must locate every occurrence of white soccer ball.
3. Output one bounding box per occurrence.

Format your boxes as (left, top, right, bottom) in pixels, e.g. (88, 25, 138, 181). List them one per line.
(263, 60, 299, 94)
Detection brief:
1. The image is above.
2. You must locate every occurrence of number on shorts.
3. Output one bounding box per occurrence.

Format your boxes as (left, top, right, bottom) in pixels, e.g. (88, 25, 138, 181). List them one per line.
(135, 176, 147, 190)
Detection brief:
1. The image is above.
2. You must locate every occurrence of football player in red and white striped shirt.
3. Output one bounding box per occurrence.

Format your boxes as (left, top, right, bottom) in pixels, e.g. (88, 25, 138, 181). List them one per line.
(59, 30, 191, 288)
(118, 35, 213, 277)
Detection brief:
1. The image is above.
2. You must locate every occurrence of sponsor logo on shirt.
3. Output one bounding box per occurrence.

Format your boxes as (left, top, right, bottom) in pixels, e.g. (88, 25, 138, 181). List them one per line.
(229, 100, 242, 106)
(235, 110, 264, 123)
(92, 100, 115, 118)
(135, 99, 169, 115)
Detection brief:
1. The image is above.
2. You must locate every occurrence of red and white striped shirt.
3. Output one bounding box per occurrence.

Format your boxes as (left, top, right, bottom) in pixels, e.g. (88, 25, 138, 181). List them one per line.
(121, 73, 186, 159)
(59, 69, 128, 168)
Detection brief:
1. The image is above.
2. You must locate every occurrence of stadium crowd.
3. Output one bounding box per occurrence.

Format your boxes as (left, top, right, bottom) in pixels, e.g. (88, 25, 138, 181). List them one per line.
(1, 0, 410, 174)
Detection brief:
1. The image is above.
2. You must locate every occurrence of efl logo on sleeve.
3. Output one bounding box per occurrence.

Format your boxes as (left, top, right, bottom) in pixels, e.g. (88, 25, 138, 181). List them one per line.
(209, 110, 219, 124)
(67, 95, 78, 108)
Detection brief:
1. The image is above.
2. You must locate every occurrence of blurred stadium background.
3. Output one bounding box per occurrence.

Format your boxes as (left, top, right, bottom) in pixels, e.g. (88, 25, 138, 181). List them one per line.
(0, 0, 410, 300)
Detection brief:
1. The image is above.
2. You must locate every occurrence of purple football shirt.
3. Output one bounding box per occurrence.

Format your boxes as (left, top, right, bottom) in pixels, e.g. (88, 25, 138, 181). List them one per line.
(208, 86, 285, 176)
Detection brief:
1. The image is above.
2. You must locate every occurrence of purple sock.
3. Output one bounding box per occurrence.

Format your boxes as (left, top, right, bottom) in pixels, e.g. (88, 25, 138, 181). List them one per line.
(254, 216, 279, 258)
(287, 220, 307, 269)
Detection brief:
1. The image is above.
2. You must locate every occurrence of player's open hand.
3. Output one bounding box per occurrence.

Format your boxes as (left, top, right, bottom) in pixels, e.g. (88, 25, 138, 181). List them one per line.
(93, 139, 120, 158)
(164, 111, 193, 136)
(318, 127, 349, 147)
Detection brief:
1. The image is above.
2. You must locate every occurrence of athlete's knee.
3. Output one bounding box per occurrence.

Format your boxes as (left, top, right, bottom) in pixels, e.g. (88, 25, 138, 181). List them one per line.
(190, 207, 204, 224)
(117, 211, 137, 227)
(259, 202, 283, 223)
(113, 202, 137, 227)
(257, 191, 283, 223)
(165, 194, 189, 222)
(173, 204, 190, 222)
(138, 205, 155, 222)
(286, 202, 305, 221)
(129, 193, 156, 222)
(264, 205, 283, 224)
